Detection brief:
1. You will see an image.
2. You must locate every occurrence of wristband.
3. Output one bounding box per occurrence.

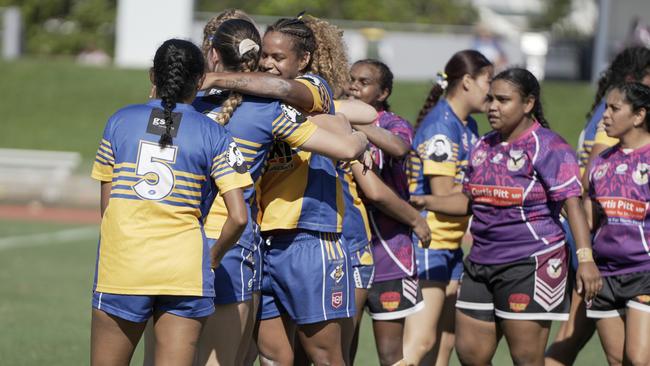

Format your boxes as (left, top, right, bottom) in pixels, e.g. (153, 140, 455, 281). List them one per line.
(576, 248, 594, 263)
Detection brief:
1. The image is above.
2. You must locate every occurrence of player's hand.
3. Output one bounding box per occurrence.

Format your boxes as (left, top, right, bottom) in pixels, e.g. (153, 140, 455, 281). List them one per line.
(359, 149, 373, 174)
(210, 244, 225, 269)
(576, 261, 602, 301)
(413, 216, 431, 248)
(409, 195, 427, 211)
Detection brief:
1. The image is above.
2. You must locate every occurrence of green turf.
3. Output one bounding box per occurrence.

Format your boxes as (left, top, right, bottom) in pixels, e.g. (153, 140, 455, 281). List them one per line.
(0, 219, 606, 365)
(0, 59, 607, 364)
(1, 59, 596, 168)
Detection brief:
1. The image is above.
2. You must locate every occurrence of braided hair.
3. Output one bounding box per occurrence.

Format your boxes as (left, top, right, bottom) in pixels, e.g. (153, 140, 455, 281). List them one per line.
(152, 39, 205, 147)
(352, 59, 394, 111)
(200, 9, 255, 59)
(493, 67, 549, 129)
(415, 50, 492, 129)
(614, 82, 650, 132)
(211, 19, 261, 125)
(266, 15, 349, 98)
(589, 47, 650, 120)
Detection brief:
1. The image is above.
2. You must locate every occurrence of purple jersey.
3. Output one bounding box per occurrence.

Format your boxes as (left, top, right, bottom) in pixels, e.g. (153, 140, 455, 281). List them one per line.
(589, 143, 650, 276)
(464, 122, 582, 265)
(367, 111, 416, 281)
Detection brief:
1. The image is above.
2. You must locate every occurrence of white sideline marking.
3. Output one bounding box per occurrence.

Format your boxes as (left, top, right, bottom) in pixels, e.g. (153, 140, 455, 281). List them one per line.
(0, 226, 98, 250)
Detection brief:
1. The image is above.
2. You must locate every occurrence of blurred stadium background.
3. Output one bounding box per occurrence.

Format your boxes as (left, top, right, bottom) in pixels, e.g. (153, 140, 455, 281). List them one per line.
(1, 0, 649, 364)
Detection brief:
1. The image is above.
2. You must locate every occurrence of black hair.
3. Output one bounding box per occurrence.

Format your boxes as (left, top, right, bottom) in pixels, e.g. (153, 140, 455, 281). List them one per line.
(611, 82, 650, 131)
(589, 47, 650, 119)
(352, 59, 394, 111)
(211, 19, 261, 125)
(415, 50, 492, 129)
(266, 17, 316, 71)
(152, 39, 205, 147)
(493, 67, 549, 129)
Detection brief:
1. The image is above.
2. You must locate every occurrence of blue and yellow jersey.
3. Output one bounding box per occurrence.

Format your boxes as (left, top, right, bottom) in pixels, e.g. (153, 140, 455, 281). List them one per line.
(408, 99, 478, 250)
(332, 99, 372, 254)
(91, 100, 253, 296)
(337, 161, 372, 254)
(576, 101, 618, 176)
(259, 74, 344, 233)
(192, 89, 318, 248)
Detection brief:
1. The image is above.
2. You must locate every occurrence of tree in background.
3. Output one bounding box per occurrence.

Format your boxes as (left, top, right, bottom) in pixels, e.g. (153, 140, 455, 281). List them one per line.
(0, 0, 115, 56)
(197, 0, 477, 25)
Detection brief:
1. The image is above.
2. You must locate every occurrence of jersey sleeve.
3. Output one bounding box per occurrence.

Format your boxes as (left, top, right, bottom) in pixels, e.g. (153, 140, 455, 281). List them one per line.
(210, 127, 253, 194)
(271, 102, 318, 148)
(534, 135, 582, 201)
(414, 120, 460, 177)
(295, 75, 333, 114)
(594, 120, 619, 147)
(91, 117, 116, 182)
(383, 115, 414, 148)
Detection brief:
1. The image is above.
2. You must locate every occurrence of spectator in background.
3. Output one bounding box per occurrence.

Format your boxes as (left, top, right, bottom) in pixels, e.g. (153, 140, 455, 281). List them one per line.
(76, 42, 110, 67)
(472, 24, 507, 71)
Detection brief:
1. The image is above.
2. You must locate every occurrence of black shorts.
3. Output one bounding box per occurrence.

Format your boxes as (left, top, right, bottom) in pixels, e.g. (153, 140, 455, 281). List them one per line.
(366, 276, 424, 320)
(456, 245, 570, 322)
(586, 271, 650, 319)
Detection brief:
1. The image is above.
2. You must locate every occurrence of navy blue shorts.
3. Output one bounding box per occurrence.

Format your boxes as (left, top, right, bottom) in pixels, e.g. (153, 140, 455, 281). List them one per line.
(415, 247, 464, 283)
(350, 243, 375, 289)
(258, 230, 355, 324)
(92, 292, 214, 323)
(210, 239, 262, 305)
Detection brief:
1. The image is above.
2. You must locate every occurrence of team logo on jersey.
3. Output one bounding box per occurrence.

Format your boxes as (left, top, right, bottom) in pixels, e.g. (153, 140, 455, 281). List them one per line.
(331, 291, 343, 309)
(472, 149, 487, 166)
(426, 134, 453, 162)
(462, 133, 469, 151)
(507, 149, 526, 172)
(227, 142, 248, 174)
(267, 141, 294, 171)
(547, 259, 563, 279)
(636, 295, 650, 304)
(280, 103, 307, 124)
(491, 153, 503, 164)
(508, 293, 530, 312)
(147, 108, 181, 137)
(616, 163, 628, 174)
(379, 291, 401, 312)
(330, 264, 345, 284)
(300, 74, 323, 87)
(633, 163, 649, 185)
(593, 163, 609, 181)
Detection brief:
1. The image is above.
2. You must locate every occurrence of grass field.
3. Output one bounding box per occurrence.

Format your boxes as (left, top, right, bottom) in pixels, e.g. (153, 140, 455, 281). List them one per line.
(0, 59, 608, 365)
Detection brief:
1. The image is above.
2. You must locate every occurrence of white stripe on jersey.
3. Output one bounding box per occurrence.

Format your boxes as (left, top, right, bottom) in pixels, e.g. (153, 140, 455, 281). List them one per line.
(239, 247, 246, 303)
(369, 212, 415, 276)
(549, 175, 582, 191)
(319, 235, 328, 321)
(640, 226, 650, 257)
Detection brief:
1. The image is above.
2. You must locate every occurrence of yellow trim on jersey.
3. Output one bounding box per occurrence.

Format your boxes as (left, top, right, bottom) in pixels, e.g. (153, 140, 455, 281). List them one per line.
(425, 211, 468, 250)
(594, 130, 618, 147)
(91, 162, 113, 182)
(233, 136, 262, 148)
(423, 161, 457, 176)
(214, 172, 253, 195)
(95, 199, 206, 296)
(296, 78, 324, 113)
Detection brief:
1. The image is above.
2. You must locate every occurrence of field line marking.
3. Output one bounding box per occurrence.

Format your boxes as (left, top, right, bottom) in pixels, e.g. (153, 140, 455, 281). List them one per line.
(0, 226, 98, 250)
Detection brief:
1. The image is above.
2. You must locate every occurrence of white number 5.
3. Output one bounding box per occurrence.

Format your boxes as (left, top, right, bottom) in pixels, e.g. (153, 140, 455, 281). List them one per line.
(133, 140, 178, 200)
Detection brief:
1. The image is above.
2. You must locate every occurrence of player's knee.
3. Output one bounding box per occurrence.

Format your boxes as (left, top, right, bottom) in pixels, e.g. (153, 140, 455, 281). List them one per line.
(455, 337, 489, 365)
(509, 345, 542, 366)
(625, 346, 650, 366)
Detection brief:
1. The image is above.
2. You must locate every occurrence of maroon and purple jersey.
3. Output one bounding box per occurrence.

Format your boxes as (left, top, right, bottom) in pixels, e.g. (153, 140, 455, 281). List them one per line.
(367, 110, 416, 281)
(589, 143, 650, 276)
(463, 122, 582, 265)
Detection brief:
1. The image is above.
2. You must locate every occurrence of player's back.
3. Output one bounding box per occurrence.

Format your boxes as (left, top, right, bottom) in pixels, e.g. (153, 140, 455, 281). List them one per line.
(92, 99, 242, 296)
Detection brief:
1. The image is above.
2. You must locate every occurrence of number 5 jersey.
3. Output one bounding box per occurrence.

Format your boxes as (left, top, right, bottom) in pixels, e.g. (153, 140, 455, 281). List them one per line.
(91, 100, 253, 297)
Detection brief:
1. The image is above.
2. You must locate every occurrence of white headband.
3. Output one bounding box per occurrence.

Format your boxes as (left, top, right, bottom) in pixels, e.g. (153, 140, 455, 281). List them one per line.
(239, 38, 260, 57)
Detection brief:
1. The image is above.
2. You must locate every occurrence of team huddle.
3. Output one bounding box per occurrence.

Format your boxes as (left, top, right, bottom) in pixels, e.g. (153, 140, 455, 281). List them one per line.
(89, 8, 650, 366)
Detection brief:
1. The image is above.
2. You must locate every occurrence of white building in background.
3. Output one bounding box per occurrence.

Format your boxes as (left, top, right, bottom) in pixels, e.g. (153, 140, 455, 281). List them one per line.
(114, 0, 194, 68)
